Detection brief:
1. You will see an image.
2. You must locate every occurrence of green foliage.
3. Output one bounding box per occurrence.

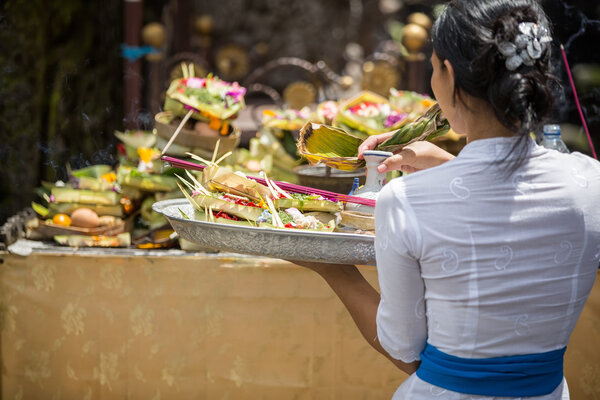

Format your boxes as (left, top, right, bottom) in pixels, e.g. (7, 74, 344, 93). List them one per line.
(0, 0, 124, 224)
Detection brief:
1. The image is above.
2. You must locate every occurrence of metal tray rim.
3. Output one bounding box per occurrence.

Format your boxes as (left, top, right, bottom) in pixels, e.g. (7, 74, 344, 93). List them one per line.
(153, 199, 376, 265)
(153, 199, 375, 240)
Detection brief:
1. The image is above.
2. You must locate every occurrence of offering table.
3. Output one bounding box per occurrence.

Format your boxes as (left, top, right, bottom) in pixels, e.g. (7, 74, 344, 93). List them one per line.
(0, 240, 598, 399)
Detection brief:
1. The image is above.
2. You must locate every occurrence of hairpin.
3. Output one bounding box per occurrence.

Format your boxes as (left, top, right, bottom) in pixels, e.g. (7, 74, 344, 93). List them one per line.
(497, 22, 552, 71)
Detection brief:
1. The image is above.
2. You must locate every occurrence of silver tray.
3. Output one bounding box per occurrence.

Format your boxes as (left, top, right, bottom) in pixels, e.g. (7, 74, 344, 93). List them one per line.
(153, 199, 376, 265)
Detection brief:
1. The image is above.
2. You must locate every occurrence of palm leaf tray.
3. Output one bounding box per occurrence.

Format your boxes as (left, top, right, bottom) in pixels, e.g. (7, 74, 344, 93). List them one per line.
(297, 103, 450, 171)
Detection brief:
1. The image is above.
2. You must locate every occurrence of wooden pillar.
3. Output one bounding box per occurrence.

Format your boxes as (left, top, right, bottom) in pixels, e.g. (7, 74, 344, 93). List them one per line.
(124, 0, 143, 129)
(142, 23, 166, 115)
(404, 53, 429, 95)
(171, 0, 192, 54)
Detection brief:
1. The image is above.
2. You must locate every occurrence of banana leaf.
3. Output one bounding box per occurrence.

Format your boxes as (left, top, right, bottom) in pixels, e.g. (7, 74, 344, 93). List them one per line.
(297, 122, 365, 171)
(71, 165, 113, 179)
(376, 103, 450, 152)
(117, 166, 179, 192)
(191, 194, 266, 221)
(51, 187, 121, 206)
(274, 198, 342, 213)
(77, 176, 116, 191)
(114, 130, 156, 149)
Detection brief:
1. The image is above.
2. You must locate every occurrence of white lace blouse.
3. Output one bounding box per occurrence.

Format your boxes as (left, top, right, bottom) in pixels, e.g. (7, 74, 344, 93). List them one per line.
(374, 137, 600, 399)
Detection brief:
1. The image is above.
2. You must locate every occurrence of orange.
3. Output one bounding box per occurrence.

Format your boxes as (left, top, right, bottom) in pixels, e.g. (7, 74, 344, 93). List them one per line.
(52, 214, 72, 226)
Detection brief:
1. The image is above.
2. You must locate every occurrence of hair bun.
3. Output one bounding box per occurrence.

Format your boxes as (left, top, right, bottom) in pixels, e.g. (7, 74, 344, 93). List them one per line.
(432, 0, 557, 171)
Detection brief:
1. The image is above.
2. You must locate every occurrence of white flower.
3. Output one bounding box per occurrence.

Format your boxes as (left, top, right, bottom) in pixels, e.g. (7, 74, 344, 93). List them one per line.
(497, 22, 552, 71)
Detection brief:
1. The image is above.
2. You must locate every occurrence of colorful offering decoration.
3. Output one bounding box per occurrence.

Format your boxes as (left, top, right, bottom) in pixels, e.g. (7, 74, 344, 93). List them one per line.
(335, 91, 409, 138)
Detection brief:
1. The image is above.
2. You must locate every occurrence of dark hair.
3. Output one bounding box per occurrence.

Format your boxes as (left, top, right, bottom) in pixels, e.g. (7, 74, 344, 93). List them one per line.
(432, 0, 557, 171)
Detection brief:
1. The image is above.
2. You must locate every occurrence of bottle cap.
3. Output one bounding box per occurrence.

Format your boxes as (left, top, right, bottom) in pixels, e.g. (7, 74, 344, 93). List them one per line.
(543, 124, 561, 135)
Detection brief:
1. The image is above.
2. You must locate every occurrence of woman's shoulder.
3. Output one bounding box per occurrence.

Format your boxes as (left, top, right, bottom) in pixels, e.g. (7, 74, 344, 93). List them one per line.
(566, 151, 600, 172)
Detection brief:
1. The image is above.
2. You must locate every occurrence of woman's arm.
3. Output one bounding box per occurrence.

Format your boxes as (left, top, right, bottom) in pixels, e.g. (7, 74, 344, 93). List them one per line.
(358, 136, 455, 173)
(291, 261, 420, 375)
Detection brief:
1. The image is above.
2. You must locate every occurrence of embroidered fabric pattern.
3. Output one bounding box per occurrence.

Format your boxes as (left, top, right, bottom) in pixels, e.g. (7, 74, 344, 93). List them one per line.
(497, 22, 552, 71)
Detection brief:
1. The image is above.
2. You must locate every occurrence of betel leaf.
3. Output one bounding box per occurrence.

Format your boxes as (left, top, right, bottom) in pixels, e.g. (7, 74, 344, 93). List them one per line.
(178, 208, 190, 219)
(31, 201, 49, 217)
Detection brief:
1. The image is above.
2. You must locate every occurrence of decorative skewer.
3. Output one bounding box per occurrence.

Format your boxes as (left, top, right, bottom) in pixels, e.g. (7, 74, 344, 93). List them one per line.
(560, 44, 597, 160)
(160, 109, 194, 156)
(161, 155, 377, 207)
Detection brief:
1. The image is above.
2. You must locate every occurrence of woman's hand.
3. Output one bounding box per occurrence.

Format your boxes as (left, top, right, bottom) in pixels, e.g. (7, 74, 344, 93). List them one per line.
(357, 131, 396, 159)
(359, 137, 455, 174)
(377, 141, 455, 173)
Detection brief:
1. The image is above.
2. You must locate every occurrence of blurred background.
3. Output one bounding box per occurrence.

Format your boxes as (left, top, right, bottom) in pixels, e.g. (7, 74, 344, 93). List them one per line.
(1, 0, 599, 225)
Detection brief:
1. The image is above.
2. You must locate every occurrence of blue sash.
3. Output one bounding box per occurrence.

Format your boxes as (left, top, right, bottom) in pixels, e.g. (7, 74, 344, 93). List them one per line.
(416, 342, 565, 397)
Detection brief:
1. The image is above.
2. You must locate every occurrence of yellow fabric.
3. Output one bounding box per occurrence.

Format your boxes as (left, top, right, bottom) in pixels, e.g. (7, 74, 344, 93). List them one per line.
(0, 253, 403, 399)
(0, 252, 598, 399)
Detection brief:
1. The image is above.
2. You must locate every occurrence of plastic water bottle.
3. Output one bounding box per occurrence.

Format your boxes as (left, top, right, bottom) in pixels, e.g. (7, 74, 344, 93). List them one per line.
(540, 124, 570, 153)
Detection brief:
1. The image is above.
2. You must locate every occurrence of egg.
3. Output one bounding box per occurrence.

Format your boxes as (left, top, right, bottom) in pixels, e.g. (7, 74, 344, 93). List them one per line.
(70, 208, 100, 228)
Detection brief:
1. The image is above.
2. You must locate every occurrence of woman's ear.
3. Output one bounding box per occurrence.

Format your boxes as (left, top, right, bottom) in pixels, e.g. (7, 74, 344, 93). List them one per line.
(443, 59, 455, 81)
(444, 59, 457, 106)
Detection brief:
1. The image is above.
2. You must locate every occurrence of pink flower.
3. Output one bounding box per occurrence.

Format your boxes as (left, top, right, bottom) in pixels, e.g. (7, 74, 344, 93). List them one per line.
(226, 82, 246, 103)
(384, 113, 407, 127)
(186, 77, 206, 89)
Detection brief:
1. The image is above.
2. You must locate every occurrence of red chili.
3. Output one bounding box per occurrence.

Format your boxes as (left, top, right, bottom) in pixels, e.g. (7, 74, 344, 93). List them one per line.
(215, 211, 240, 221)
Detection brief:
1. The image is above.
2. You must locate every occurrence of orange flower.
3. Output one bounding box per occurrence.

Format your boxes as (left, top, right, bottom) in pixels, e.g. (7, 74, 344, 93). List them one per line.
(137, 147, 157, 163)
(209, 117, 221, 131)
(101, 172, 117, 183)
(220, 122, 229, 135)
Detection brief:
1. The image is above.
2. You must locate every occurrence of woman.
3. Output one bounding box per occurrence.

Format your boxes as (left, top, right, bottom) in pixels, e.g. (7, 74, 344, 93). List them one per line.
(294, 0, 600, 398)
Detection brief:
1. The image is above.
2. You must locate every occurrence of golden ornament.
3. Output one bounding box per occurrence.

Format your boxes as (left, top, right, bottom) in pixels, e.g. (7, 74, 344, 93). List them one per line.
(402, 23, 429, 54)
(361, 61, 400, 97)
(215, 44, 250, 81)
(407, 12, 432, 31)
(283, 81, 317, 109)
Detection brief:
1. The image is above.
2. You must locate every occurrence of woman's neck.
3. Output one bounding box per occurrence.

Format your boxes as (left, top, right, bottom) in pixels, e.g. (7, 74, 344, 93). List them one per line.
(454, 96, 515, 143)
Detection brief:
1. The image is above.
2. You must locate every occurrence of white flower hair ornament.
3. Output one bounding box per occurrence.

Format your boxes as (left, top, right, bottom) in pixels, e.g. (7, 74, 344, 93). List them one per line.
(497, 22, 552, 71)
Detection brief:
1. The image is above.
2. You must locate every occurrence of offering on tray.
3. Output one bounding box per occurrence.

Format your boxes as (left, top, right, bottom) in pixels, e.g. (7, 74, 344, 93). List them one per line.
(114, 130, 183, 233)
(160, 65, 245, 162)
(335, 91, 409, 138)
(154, 111, 241, 156)
(29, 165, 131, 241)
(261, 107, 312, 132)
(153, 198, 377, 265)
(315, 100, 339, 125)
(248, 107, 312, 183)
(388, 88, 436, 119)
(176, 153, 341, 232)
(164, 66, 246, 127)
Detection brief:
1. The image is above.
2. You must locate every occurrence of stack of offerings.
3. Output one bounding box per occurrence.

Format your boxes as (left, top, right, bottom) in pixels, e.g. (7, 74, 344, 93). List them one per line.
(29, 165, 133, 247)
(114, 129, 182, 247)
(333, 90, 411, 139)
(154, 66, 245, 160)
(177, 156, 341, 232)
